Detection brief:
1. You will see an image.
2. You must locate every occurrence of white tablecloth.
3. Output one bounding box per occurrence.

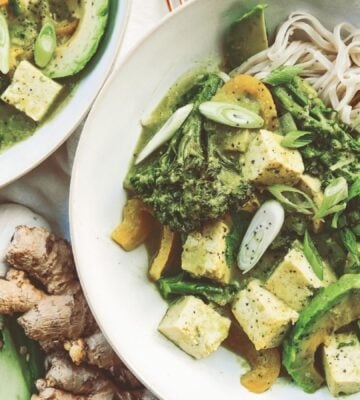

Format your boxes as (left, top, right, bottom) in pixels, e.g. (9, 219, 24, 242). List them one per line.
(0, 0, 174, 238)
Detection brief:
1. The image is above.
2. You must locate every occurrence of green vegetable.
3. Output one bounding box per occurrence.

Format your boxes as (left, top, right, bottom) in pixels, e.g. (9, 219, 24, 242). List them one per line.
(271, 76, 360, 185)
(281, 130, 313, 149)
(128, 74, 251, 233)
(224, 4, 268, 70)
(34, 21, 57, 68)
(315, 177, 348, 219)
(158, 274, 239, 306)
(0, 315, 44, 398)
(268, 185, 316, 215)
(43, 0, 109, 78)
(279, 112, 297, 135)
(283, 274, 360, 393)
(0, 14, 10, 74)
(199, 101, 264, 128)
(136, 104, 193, 164)
(263, 66, 303, 86)
(303, 231, 324, 280)
(348, 177, 360, 201)
(340, 228, 360, 266)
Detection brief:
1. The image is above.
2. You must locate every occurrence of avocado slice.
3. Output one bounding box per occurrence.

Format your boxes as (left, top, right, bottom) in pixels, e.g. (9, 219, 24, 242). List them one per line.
(283, 274, 360, 393)
(43, 0, 109, 78)
(0, 315, 44, 398)
(223, 4, 268, 70)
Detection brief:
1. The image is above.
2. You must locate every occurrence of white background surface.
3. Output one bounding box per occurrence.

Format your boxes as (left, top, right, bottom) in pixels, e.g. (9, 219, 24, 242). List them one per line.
(0, 0, 175, 237)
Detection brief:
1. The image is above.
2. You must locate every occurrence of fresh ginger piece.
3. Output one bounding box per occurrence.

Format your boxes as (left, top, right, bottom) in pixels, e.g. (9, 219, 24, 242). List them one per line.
(225, 320, 281, 393)
(112, 198, 154, 251)
(213, 75, 277, 130)
(148, 226, 176, 281)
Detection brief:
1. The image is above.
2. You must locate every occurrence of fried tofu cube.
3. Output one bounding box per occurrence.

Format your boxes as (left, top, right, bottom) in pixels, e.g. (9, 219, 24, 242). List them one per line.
(265, 246, 324, 311)
(323, 333, 360, 396)
(158, 296, 231, 359)
(232, 280, 298, 350)
(244, 129, 304, 185)
(1, 61, 62, 121)
(182, 220, 230, 284)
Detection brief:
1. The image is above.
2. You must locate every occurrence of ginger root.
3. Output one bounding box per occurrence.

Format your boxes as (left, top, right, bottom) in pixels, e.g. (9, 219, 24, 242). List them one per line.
(18, 289, 96, 341)
(6, 226, 77, 294)
(64, 331, 120, 370)
(0, 269, 45, 314)
(4, 226, 156, 400)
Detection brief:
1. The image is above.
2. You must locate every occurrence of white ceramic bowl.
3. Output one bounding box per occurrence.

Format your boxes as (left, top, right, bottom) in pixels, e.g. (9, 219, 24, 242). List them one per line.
(70, 1, 360, 399)
(0, 0, 130, 188)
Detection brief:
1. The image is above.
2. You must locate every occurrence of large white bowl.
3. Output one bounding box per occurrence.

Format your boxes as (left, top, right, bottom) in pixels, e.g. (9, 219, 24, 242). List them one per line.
(70, 1, 359, 399)
(0, 0, 130, 188)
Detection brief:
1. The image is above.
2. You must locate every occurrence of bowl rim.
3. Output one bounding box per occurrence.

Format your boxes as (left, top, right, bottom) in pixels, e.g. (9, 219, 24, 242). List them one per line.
(70, 2, 207, 398)
(0, 0, 131, 189)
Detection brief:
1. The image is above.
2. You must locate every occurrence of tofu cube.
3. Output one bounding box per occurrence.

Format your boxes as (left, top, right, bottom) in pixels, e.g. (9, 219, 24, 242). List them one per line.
(182, 220, 230, 284)
(158, 296, 231, 359)
(1, 61, 62, 121)
(244, 129, 304, 185)
(298, 174, 324, 207)
(265, 246, 324, 311)
(232, 280, 298, 350)
(323, 333, 360, 396)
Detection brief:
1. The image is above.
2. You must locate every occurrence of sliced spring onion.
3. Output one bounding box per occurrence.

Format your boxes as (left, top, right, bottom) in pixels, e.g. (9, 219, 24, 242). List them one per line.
(237, 200, 285, 273)
(199, 101, 264, 128)
(217, 71, 231, 83)
(303, 230, 324, 280)
(281, 130, 313, 148)
(0, 14, 10, 74)
(268, 185, 317, 215)
(34, 21, 57, 68)
(135, 103, 193, 164)
(263, 66, 304, 86)
(315, 177, 348, 219)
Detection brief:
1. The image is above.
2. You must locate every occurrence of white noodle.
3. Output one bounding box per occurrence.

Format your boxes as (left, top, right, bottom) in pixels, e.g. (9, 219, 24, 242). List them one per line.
(231, 11, 360, 125)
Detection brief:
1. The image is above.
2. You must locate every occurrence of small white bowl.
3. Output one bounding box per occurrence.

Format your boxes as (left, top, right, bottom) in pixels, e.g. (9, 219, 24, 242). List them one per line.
(70, 1, 359, 399)
(0, 0, 130, 188)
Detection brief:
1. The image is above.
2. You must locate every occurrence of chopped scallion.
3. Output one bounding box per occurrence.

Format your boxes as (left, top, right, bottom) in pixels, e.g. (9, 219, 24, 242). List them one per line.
(315, 177, 348, 219)
(303, 230, 324, 280)
(199, 101, 264, 128)
(237, 200, 285, 273)
(34, 21, 57, 68)
(135, 104, 193, 164)
(0, 14, 10, 74)
(281, 130, 313, 148)
(268, 185, 317, 215)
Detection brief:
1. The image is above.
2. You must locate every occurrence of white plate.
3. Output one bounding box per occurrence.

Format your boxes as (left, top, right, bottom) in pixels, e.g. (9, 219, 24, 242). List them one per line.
(0, 0, 130, 188)
(70, 1, 359, 399)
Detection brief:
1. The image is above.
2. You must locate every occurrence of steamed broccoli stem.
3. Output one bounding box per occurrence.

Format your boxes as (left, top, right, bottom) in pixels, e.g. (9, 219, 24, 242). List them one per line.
(158, 274, 239, 306)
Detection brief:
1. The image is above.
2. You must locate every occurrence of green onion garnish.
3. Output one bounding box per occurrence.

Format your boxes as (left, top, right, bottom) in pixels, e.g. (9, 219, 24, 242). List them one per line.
(199, 101, 264, 128)
(34, 21, 57, 68)
(0, 14, 10, 74)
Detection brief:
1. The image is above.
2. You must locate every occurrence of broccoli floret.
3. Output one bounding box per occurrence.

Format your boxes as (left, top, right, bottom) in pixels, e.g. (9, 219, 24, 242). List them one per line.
(271, 76, 360, 186)
(158, 273, 240, 306)
(129, 74, 251, 233)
